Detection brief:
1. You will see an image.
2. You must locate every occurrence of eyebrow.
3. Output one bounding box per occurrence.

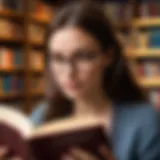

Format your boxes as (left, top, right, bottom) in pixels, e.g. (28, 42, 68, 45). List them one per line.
(49, 47, 100, 56)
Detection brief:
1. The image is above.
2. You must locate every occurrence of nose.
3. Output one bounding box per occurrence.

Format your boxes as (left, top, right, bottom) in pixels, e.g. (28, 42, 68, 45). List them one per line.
(63, 61, 76, 76)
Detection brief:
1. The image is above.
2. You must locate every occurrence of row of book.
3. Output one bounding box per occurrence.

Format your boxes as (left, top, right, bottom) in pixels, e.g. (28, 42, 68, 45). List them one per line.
(0, 47, 45, 70)
(0, 19, 23, 38)
(138, 1, 160, 18)
(0, 0, 23, 12)
(0, 75, 44, 95)
(137, 61, 160, 77)
(0, 47, 23, 69)
(0, 20, 46, 41)
(0, 76, 23, 94)
(130, 29, 160, 48)
(104, 2, 133, 23)
(0, 0, 53, 15)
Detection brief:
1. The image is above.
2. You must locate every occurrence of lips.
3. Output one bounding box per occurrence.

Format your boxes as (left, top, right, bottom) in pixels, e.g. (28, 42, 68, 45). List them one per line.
(65, 81, 78, 89)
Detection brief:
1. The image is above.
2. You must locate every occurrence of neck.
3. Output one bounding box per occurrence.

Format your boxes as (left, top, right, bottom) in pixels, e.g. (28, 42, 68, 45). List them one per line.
(73, 88, 111, 117)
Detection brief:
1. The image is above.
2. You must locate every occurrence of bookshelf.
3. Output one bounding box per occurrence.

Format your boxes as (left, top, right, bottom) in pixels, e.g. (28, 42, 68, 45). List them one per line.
(2, 0, 151, 113)
(0, 0, 52, 113)
(128, 1, 160, 107)
(126, 49, 160, 58)
(138, 78, 160, 88)
(132, 18, 160, 28)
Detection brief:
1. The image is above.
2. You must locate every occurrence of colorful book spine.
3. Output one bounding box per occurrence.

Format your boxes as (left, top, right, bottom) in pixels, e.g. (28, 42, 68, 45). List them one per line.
(1, 76, 23, 94)
(139, 1, 160, 18)
(0, 47, 23, 69)
(14, 49, 23, 67)
(104, 2, 133, 23)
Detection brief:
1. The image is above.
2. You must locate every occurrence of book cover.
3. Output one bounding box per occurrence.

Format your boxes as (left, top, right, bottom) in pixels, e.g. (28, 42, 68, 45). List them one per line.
(0, 106, 111, 160)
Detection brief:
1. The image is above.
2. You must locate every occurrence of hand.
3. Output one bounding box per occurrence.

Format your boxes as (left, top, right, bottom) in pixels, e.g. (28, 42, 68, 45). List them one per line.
(61, 145, 115, 160)
(0, 146, 22, 160)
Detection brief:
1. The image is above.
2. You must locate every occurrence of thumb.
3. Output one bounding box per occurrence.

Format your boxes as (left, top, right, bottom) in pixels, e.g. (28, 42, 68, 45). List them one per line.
(0, 146, 8, 159)
(98, 145, 115, 160)
(10, 157, 23, 160)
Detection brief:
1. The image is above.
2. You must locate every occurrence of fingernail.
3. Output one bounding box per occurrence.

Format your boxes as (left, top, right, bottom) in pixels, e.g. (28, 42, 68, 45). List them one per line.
(61, 154, 73, 160)
(10, 157, 22, 160)
(0, 146, 8, 156)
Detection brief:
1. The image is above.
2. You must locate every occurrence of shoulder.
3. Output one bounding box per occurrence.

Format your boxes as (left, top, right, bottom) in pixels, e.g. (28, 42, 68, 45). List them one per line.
(29, 100, 49, 125)
(115, 102, 160, 160)
(116, 102, 160, 123)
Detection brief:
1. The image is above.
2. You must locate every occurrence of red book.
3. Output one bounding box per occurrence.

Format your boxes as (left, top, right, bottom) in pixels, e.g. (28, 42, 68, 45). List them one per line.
(149, 2, 158, 17)
(0, 106, 110, 160)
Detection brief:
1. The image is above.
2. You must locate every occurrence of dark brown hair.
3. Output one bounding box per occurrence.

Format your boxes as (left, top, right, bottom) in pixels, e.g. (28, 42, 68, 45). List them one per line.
(44, 1, 146, 120)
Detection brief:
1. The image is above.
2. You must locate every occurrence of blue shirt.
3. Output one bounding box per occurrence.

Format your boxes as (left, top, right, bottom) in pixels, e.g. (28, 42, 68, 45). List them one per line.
(30, 102, 160, 160)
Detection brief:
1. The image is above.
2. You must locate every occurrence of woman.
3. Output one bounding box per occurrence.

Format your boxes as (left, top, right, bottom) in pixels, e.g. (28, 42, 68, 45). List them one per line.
(1, 1, 160, 160)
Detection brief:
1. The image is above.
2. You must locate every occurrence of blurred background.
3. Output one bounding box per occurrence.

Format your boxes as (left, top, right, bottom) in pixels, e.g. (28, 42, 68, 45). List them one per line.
(0, 0, 160, 114)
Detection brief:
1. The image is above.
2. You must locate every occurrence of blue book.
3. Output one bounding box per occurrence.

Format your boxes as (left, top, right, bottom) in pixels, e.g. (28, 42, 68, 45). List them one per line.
(148, 29, 160, 47)
(14, 49, 23, 66)
(3, 76, 12, 94)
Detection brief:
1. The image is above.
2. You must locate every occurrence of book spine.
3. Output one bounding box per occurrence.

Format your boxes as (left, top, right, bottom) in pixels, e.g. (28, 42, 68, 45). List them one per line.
(140, 2, 149, 18)
(149, 2, 158, 17)
(148, 31, 160, 48)
(0, 76, 3, 94)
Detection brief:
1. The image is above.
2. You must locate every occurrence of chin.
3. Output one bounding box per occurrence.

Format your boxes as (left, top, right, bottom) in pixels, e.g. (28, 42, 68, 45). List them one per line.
(63, 90, 83, 100)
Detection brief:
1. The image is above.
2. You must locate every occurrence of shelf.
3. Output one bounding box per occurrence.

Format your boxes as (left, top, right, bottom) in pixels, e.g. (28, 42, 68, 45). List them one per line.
(138, 77, 160, 88)
(30, 39, 44, 46)
(132, 18, 160, 28)
(116, 22, 131, 30)
(0, 10, 23, 19)
(0, 67, 24, 73)
(30, 69, 44, 73)
(0, 92, 23, 100)
(126, 48, 160, 58)
(31, 91, 44, 97)
(0, 36, 23, 43)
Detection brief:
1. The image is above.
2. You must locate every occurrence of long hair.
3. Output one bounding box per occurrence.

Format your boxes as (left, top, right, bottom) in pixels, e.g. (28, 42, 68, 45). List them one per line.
(44, 1, 146, 120)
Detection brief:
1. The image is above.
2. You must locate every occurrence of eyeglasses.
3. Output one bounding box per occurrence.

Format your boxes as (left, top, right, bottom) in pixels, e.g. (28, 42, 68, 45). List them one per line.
(49, 51, 102, 69)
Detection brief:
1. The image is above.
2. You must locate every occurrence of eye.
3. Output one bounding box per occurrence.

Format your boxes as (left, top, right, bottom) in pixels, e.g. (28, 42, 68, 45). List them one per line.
(75, 51, 98, 60)
(49, 53, 65, 62)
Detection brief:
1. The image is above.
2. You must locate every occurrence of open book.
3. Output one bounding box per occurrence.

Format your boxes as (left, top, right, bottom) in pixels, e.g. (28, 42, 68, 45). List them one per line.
(0, 105, 110, 160)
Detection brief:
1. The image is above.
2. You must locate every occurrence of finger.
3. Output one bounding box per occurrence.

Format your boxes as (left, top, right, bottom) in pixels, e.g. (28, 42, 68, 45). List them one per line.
(10, 156, 23, 160)
(98, 145, 115, 160)
(61, 154, 74, 160)
(70, 148, 99, 160)
(0, 146, 8, 158)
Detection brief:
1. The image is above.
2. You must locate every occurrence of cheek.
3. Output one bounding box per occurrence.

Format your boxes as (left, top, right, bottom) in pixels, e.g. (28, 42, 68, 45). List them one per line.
(49, 64, 64, 86)
(79, 62, 104, 85)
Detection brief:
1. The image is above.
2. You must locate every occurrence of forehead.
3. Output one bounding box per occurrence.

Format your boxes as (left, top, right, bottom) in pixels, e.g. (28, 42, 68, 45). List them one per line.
(48, 27, 101, 54)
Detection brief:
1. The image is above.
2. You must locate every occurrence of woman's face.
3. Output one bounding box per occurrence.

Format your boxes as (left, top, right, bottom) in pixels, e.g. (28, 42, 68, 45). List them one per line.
(48, 27, 110, 100)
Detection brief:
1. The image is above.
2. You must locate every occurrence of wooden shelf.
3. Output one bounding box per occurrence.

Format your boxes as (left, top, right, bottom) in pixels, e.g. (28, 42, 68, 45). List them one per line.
(0, 10, 23, 19)
(126, 48, 160, 58)
(0, 67, 24, 73)
(30, 69, 44, 73)
(116, 22, 131, 30)
(138, 77, 160, 88)
(0, 92, 24, 100)
(30, 39, 44, 46)
(0, 36, 23, 43)
(132, 18, 160, 28)
(31, 91, 44, 96)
